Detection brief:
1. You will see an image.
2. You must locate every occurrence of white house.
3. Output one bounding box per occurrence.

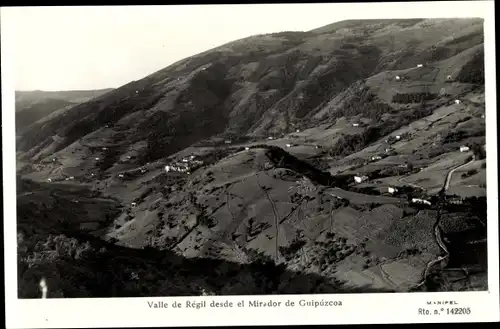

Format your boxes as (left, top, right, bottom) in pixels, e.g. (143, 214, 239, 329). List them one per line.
(455, 99, 461, 104)
(286, 144, 292, 148)
(417, 64, 423, 68)
(354, 175, 368, 183)
(245, 147, 250, 151)
(371, 155, 382, 161)
(165, 165, 171, 173)
(189, 155, 196, 160)
(296, 129, 301, 133)
(388, 187, 398, 194)
(268, 137, 274, 140)
(460, 145, 470, 152)
(395, 76, 401, 80)
(118, 174, 124, 178)
(412, 198, 431, 206)
(352, 123, 360, 127)
(95, 157, 100, 161)
(182, 158, 189, 163)
(395, 135, 401, 140)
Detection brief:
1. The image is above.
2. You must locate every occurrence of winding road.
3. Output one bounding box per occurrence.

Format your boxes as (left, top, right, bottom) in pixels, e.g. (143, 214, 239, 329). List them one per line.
(413, 154, 476, 290)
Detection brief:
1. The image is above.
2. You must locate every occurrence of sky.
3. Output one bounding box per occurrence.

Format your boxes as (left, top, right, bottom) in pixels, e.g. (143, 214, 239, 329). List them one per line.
(5, 4, 348, 91)
(2, 2, 490, 91)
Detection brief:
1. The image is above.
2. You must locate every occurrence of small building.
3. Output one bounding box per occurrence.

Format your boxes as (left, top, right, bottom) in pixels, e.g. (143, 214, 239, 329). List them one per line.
(126, 156, 132, 160)
(448, 196, 463, 205)
(296, 129, 301, 133)
(245, 147, 250, 151)
(52, 158, 56, 162)
(460, 145, 470, 152)
(395, 135, 401, 140)
(140, 168, 147, 174)
(455, 99, 461, 104)
(224, 140, 232, 144)
(69, 176, 74, 180)
(286, 144, 292, 148)
(411, 198, 431, 206)
(388, 187, 398, 194)
(268, 137, 274, 140)
(102, 147, 108, 151)
(47, 178, 52, 182)
(354, 175, 369, 183)
(352, 123, 360, 127)
(371, 155, 382, 161)
(118, 174, 124, 178)
(481, 114, 485, 118)
(417, 64, 423, 68)
(182, 158, 189, 163)
(165, 165, 171, 173)
(189, 155, 196, 160)
(395, 75, 401, 80)
(446, 75, 452, 80)
(131, 202, 137, 207)
(95, 157, 100, 161)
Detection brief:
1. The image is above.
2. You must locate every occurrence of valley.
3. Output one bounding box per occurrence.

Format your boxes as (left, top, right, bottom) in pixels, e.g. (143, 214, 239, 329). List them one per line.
(15, 18, 487, 297)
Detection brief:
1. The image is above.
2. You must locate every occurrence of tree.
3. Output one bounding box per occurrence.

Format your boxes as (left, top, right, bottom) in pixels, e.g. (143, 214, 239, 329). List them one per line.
(471, 143, 486, 160)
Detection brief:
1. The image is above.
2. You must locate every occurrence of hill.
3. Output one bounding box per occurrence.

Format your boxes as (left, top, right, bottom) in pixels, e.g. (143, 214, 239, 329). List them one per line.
(15, 89, 114, 133)
(16, 18, 487, 297)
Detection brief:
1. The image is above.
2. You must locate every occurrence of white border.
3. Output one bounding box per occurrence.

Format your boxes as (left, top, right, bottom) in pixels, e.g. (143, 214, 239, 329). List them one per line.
(2, 2, 499, 328)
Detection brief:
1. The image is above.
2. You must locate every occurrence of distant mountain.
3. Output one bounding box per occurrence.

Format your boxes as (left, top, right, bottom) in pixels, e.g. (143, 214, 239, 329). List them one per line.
(17, 18, 487, 297)
(15, 89, 114, 133)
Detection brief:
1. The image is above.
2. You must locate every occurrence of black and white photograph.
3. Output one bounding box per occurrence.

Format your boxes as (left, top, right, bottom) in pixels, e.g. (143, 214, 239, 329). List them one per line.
(2, 2, 499, 327)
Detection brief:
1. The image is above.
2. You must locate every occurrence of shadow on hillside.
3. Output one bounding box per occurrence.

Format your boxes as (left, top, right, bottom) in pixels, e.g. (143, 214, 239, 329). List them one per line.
(16, 177, 394, 298)
(18, 238, 395, 298)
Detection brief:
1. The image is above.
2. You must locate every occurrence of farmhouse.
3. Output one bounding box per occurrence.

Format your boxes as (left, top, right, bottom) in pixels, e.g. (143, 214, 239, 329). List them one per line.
(388, 187, 398, 194)
(447, 196, 463, 205)
(354, 175, 368, 183)
(460, 145, 470, 152)
(411, 198, 431, 206)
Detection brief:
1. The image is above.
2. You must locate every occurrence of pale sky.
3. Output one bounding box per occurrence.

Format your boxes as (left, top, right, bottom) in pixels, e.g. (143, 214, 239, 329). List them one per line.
(1, 2, 491, 91)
